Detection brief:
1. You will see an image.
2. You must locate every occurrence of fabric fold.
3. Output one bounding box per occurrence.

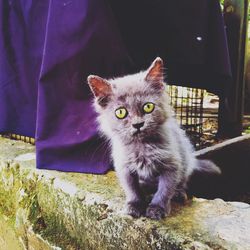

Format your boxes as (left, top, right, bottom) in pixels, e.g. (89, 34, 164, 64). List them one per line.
(0, 0, 231, 173)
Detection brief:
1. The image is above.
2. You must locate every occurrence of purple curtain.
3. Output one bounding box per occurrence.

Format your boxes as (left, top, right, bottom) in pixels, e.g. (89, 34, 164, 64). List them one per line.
(0, 0, 132, 173)
(0, 0, 231, 173)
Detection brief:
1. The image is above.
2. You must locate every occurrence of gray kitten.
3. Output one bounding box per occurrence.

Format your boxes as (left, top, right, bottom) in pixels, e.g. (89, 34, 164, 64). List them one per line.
(87, 57, 221, 220)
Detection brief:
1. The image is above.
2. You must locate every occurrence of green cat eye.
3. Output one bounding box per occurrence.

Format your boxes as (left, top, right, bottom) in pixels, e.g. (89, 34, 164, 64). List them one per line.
(115, 107, 128, 119)
(143, 102, 155, 114)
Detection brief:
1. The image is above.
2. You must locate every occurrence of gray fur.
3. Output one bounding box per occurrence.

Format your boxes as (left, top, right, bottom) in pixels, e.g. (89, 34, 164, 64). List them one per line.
(88, 57, 221, 220)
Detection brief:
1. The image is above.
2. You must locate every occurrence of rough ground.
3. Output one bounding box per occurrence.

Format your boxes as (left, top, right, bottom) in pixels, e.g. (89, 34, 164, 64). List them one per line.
(0, 136, 250, 250)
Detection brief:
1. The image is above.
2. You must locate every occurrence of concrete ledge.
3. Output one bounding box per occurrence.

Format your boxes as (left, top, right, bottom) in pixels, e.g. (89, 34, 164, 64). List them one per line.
(0, 136, 250, 250)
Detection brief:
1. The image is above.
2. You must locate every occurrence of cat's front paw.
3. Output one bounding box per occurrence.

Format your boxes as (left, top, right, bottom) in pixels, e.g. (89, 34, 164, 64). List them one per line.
(125, 201, 146, 218)
(172, 190, 188, 204)
(146, 204, 168, 220)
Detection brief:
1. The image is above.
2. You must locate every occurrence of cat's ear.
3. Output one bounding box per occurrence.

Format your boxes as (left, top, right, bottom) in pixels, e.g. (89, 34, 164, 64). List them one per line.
(87, 75, 112, 97)
(145, 57, 164, 90)
(87, 75, 112, 107)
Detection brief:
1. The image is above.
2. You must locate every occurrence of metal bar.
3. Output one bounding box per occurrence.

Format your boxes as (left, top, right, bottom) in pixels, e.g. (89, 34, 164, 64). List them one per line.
(219, 0, 249, 137)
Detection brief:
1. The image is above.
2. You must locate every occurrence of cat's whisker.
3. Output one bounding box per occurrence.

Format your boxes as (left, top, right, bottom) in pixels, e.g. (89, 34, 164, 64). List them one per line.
(88, 138, 110, 163)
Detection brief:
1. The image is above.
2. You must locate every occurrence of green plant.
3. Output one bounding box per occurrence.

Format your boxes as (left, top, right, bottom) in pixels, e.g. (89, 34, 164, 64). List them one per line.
(245, 126, 250, 134)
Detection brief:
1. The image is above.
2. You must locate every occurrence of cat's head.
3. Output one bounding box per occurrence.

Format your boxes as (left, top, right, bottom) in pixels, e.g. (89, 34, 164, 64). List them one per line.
(87, 57, 171, 142)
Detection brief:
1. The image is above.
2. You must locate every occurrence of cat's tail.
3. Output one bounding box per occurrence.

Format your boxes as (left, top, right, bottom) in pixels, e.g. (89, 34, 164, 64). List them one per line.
(195, 159, 221, 175)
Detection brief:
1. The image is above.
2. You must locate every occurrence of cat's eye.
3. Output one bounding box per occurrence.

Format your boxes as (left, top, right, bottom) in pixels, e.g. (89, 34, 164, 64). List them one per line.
(143, 102, 155, 114)
(115, 107, 128, 119)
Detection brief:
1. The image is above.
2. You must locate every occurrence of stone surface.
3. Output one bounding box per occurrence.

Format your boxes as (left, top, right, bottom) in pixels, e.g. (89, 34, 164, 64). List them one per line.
(0, 136, 250, 250)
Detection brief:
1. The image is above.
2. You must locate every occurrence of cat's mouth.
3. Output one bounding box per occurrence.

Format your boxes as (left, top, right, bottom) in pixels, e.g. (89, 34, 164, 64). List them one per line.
(133, 129, 143, 136)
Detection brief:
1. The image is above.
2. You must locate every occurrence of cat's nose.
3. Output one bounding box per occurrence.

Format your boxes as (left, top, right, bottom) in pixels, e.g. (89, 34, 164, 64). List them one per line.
(132, 122, 145, 130)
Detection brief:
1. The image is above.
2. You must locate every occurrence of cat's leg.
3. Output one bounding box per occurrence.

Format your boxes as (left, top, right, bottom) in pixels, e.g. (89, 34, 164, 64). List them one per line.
(172, 181, 188, 204)
(116, 168, 145, 218)
(146, 170, 179, 220)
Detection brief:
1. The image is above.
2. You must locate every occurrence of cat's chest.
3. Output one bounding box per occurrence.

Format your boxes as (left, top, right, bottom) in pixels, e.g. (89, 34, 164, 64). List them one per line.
(126, 143, 162, 177)
(129, 145, 152, 166)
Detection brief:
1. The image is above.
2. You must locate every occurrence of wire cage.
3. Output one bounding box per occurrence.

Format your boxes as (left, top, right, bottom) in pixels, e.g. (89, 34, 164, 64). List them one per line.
(1, 133, 35, 145)
(167, 85, 205, 149)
